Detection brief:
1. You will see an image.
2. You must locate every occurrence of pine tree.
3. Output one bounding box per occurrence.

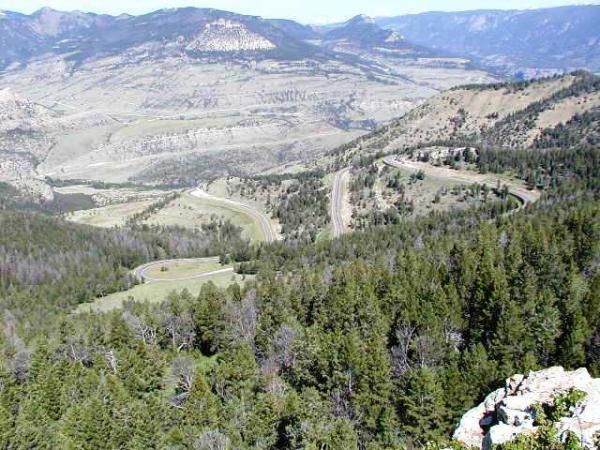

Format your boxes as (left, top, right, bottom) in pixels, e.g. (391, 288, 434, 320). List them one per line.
(399, 368, 449, 446)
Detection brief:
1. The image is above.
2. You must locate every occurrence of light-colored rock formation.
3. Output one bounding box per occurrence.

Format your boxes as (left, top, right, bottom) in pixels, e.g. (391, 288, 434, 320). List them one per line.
(453, 367, 600, 449)
(187, 19, 276, 52)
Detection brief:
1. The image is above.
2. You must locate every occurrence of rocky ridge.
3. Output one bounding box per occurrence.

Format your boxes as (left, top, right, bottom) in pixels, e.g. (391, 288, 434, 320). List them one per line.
(187, 19, 276, 52)
(453, 367, 600, 449)
(377, 5, 600, 76)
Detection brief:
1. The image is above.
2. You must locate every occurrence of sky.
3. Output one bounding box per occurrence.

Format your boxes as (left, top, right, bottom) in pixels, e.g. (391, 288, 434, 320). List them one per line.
(0, 0, 596, 23)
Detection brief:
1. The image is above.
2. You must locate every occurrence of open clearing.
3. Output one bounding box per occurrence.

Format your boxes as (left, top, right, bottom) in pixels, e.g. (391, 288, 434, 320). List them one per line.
(134, 257, 228, 282)
(77, 270, 251, 313)
(383, 157, 540, 206)
(189, 189, 277, 242)
(64, 189, 269, 243)
(67, 199, 155, 227)
(143, 191, 267, 241)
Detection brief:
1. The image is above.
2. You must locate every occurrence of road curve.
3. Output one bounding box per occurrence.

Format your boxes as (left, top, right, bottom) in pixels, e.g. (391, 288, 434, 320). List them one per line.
(133, 257, 234, 283)
(331, 168, 351, 238)
(190, 188, 277, 243)
(382, 157, 540, 207)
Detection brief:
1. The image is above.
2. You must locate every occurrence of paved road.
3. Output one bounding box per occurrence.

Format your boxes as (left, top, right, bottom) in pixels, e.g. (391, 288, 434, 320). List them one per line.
(190, 188, 277, 243)
(130, 190, 276, 285)
(331, 168, 350, 238)
(133, 257, 234, 283)
(382, 157, 540, 207)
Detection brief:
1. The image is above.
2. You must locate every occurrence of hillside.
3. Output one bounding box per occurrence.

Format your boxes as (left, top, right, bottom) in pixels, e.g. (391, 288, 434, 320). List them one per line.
(322, 14, 430, 57)
(330, 72, 600, 164)
(0, 173, 597, 449)
(377, 5, 600, 77)
(0, 6, 599, 449)
(0, 8, 495, 194)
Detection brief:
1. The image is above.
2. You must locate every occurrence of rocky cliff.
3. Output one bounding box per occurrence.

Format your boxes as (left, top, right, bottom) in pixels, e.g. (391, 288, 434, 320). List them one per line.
(453, 367, 600, 449)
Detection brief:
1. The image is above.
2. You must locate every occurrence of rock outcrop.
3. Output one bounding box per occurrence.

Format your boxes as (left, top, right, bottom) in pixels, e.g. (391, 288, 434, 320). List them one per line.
(453, 367, 600, 449)
(187, 19, 276, 53)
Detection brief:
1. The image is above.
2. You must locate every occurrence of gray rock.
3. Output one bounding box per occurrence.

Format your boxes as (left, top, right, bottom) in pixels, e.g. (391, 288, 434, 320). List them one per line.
(453, 367, 600, 449)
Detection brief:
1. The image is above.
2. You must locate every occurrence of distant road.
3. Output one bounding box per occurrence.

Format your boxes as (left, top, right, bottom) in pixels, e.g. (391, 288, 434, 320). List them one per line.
(190, 188, 277, 243)
(133, 257, 233, 283)
(382, 157, 540, 207)
(331, 168, 351, 238)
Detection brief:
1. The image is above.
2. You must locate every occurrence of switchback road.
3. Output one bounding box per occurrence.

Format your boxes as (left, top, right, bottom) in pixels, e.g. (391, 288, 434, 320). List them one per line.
(190, 188, 277, 243)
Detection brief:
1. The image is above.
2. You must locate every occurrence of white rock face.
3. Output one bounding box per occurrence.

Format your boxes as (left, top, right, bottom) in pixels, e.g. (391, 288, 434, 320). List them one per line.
(385, 32, 404, 43)
(187, 19, 276, 52)
(453, 367, 600, 449)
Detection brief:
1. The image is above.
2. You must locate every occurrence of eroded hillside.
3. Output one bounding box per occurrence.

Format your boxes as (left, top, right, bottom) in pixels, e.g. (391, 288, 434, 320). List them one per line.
(0, 8, 495, 194)
(330, 72, 600, 165)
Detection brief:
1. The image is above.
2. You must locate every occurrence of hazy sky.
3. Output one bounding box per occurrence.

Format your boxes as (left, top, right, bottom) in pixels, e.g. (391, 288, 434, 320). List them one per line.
(1, 0, 596, 23)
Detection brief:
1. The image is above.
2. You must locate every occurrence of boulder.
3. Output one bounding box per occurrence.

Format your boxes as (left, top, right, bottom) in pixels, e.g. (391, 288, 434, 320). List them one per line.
(483, 423, 537, 449)
(453, 367, 600, 449)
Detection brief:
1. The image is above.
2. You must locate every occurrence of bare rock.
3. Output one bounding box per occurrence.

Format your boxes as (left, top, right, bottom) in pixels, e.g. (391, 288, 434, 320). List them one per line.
(453, 367, 600, 449)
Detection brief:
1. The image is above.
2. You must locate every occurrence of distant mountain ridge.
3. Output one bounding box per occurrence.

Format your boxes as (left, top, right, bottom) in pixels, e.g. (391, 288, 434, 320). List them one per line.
(3, 5, 596, 76)
(0, 7, 327, 69)
(322, 14, 430, 57)
(376, 5, 600, 77)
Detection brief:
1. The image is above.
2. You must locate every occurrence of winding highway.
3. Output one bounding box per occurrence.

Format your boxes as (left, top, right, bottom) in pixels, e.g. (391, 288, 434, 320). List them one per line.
(331, 168, 351, 238)
(131, 189, 277, 285)
(190, 188, 277, 243)
(133, 257, 234, 283)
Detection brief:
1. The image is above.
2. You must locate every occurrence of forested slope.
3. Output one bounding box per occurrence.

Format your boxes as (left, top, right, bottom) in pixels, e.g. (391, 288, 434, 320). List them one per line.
(0, 190, 597, 448)
(0, 209, 250, 332)
(0, 73, 598, 449)
(327, 72, 599, 166)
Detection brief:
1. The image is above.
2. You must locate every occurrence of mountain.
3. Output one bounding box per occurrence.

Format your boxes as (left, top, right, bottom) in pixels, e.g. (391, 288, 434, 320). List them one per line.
(322, 14, 430, 56)
(376, 5, 600, 77)
(0, 7, 495, 192)
(267, 18, 319, 41)
(0, 7, 324, 69)
(328, 71, 600, 164)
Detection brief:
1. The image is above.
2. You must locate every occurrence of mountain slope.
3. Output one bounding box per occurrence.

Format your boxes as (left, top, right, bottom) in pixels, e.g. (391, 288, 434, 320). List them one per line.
(323, 14, 431, 57)
(0, 8, 496, 191)
(0, 7, 324, 68)
(377, 6, 600, 77)
(328, 72, 600, 164)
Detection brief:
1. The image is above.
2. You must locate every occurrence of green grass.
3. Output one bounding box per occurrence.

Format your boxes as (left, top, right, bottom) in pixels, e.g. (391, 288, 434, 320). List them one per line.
(76, 272, 254, 313)
(144, 193, 264, 242)
(317, 228, 333, 242)
(67, 200, 154, 228)
(143, 259, 224, 280)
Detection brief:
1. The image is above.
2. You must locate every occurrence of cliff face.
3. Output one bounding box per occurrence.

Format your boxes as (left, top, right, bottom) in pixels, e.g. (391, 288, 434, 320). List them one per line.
(454, 367, 600, 449)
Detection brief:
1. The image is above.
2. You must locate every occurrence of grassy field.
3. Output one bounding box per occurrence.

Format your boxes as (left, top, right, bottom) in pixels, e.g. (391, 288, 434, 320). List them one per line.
(143, 192, 264, 241)
(68, 199, 155, 227)
(77, 271, 253, 313)
(65, 189, 265, 242)
(142, 258, 224, 281)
